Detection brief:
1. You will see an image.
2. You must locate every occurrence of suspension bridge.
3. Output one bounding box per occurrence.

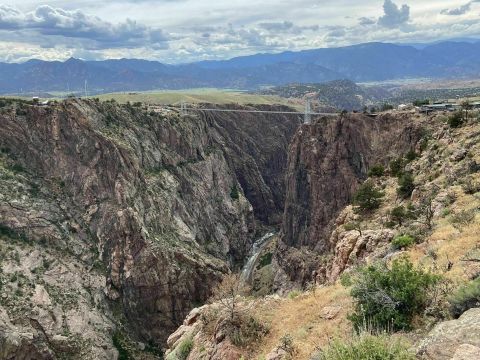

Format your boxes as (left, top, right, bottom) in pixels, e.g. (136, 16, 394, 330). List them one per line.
(172, 99, 338, 124)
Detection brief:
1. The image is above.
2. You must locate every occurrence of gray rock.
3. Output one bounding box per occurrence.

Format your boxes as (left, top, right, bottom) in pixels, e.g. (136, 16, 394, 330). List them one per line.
(417, 308, 480, 359)
(450, 148, 468, 162)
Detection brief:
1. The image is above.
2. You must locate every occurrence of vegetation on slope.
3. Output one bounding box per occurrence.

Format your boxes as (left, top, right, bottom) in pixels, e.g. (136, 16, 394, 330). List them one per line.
(167, 108, 480, 360)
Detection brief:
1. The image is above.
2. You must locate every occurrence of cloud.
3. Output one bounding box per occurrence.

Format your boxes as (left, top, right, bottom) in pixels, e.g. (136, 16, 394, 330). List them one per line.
(378, 0, 410, 28)
(441, 1, 478, 16)
(258, 21, 294, 32)
(358, 17, 375, 26)
(258, 21, 318, 33)
(2, 0, 480, 64)
(0, 5, 169, 49)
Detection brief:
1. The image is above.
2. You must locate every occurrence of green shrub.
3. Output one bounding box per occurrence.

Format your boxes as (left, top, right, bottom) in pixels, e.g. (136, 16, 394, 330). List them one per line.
(389, 158, 405, 177)
(391, 234, 415, 250)
(8, 163, 26, 173)
(419, 137, 429, 152)
(347, 258, 440, 331)
(441, 208, 451, 218)
(0, 224, 28, 243)
(405, 150, 417, 162)
(317, 333, 414, 360)
(461, 177, 480, 195)
(353, 181, 384, 213)
(390, 206, 407, 225)
(413, 99, 429, 106)
(368, 164, 385, 177)
(449, 277, 480, 318)
(450, 209, 476, 231)
(177, 336, 194, 360)
(229, 315, 269, 347)
(288, 290, 301, 299)
(447, 111, 464, 128)
(278, 333, 295, 356)
(230, 185, 240, 200)
(368, 165, 385, 178)
(257, 252, 272, 268)
(397, 173, 415, 199)
(343, 221, 362, 235)
(381, 103, 394, 111)
(340, 272, 353, 287)
(112, 332, 130, 360)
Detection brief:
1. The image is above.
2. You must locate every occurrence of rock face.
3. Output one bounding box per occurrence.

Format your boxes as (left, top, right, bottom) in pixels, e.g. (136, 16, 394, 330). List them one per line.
(277, 113, 424, 284)
(417, 308, 480, 360)
(0, 99, 299, 356)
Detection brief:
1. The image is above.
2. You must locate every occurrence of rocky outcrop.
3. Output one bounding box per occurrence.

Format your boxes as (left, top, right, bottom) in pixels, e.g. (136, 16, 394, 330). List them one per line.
(277, 113, 424, 285)
(417, 308, 480, 359)
(197, 104, 300, 224)
(165, 304, 243, 360)
(0, 99, 299, 355)
(326, 206, 395, 282)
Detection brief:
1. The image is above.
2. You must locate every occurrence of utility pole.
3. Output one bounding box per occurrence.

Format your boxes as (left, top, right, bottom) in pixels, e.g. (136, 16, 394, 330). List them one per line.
(84, 80, 88, 98)
(304, 99, 311, 124)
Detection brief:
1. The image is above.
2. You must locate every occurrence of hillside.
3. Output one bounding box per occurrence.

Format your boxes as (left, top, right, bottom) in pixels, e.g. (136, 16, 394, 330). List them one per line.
(166, 111, 480, 359)
(2, 40, 480, 94)
(258, 80, 389, 111)
(95, 89, 302, 110)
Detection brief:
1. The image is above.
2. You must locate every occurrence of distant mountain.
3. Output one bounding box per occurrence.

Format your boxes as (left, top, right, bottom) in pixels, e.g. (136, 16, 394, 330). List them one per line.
(1, 40, 480, 95)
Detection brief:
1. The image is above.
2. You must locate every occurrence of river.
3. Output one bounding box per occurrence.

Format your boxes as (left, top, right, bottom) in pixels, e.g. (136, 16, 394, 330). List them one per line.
(241, 232, 276, 283)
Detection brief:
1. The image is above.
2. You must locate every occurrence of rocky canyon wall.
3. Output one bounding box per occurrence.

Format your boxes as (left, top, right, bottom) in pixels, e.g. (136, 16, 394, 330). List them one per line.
(276, 113, 424, 285)
(0, 99, 299, 357)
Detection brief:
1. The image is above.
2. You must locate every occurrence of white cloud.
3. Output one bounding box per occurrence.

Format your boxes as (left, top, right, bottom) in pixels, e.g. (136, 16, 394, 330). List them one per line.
(0, 4, 169, 49)
(441, 1, 480, 16)
(378, 0, 410, 28)
(0, 1, 479, 63)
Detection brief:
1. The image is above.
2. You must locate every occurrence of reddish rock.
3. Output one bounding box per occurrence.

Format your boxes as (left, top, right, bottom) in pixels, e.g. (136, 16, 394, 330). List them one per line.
(278, 113, 423, 285)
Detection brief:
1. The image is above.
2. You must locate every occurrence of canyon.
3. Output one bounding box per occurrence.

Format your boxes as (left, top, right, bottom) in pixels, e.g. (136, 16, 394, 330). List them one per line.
(0, 99, 467, 359)
(0, 99, 300, 357)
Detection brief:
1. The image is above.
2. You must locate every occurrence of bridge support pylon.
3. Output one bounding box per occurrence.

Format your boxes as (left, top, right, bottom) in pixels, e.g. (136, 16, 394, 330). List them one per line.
(304, 99, 312, 124)
(180, 101, 187, 116)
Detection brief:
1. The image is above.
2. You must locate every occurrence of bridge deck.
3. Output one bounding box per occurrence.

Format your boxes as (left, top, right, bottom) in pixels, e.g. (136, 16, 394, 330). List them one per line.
(171, 106, 338, 116)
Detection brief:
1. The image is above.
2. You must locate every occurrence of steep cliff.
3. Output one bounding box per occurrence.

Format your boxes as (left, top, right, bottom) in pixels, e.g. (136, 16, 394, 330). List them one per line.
(276, 113, 424, 285)
(165, 110, 480, 360)
(0, 99, 299, 357)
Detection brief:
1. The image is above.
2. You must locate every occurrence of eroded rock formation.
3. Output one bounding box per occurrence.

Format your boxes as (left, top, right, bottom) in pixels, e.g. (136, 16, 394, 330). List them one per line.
(275, 113, 424, 285)
(0, 99, 299, 357)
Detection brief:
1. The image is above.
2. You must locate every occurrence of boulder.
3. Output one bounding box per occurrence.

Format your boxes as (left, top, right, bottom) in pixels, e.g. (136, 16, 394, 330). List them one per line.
(452, 344, 480, 360)
(266, 347, 288, 360)
(417, 308, 480, 359)
(320, 306, 342, 320)
(450, 148, 467, 162)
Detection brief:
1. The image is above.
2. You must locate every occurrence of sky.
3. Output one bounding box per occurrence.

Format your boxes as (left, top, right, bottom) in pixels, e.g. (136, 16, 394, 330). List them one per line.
(0, 0, 479, 63)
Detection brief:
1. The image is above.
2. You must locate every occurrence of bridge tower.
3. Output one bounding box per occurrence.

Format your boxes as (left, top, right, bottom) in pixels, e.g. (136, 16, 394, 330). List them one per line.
(304, 99, 312, 124)
(180, 101, 187, 116)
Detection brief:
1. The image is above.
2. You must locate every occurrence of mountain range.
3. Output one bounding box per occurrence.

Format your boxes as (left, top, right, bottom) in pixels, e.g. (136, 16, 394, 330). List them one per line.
(1, 40, 480, 95)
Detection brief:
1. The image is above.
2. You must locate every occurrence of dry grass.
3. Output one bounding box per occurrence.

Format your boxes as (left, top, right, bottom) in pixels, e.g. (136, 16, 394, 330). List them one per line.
(409, 189, 480, 282)
(250, 284, 352, 359)
(94, 89, 302, 109)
